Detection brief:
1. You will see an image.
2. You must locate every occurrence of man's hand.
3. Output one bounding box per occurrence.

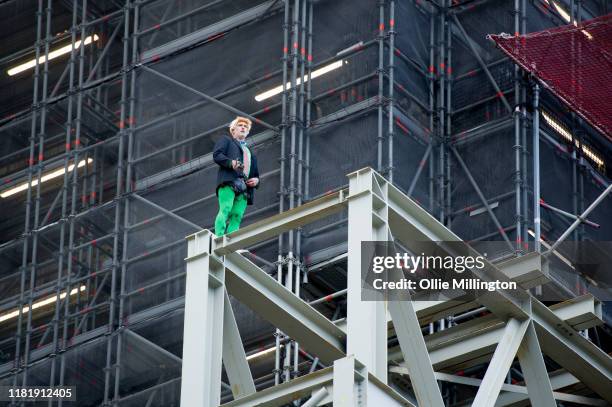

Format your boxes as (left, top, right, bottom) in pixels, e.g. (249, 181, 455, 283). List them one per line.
(231, 160, 241, 170)
(246, 178, 259, 187)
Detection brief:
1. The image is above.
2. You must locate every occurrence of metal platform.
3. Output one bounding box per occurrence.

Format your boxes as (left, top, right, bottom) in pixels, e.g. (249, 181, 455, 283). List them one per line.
(182, 167, 611, 407)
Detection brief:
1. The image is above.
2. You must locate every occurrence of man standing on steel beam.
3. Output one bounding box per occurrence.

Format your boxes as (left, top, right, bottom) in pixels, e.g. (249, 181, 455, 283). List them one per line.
(213, 116, 260, 236)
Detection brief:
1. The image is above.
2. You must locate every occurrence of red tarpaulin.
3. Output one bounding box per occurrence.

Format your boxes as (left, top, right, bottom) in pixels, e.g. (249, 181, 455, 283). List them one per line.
(489, 13, 612, 140)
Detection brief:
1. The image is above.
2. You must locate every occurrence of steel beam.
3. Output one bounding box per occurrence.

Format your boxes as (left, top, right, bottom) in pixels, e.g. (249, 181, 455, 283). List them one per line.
(545, 183, 612, 255)
(212, 190, 347, 255)
(222, 291, 256, 399)
(472, 318, 529, 407)
(181, 230, 225, 407)
(380, 167, 529, 319)
(495, 370, 578, 406)
(427, 372, 608, 406)
(220, 366, 334, 407)
(142, 66, 276, 132)
(390, 314, 504, 371)
(124, 328, 182, 365)
(496, 252, 550, 289)
(388, 300, 445, 407)
(220, 356, 413, 407)
(451, 14, 512, 113)
(132, 193, 202, 230)
(333, 356, 365, 406)
(140, 1, 283, 61)
(179, 167, 611, 406)
(451, 146, 514, 250)
(222, 251, 345, 364)
(531, 300, 612, 403)
(301, 387, 329, 407)
(548, 295, 603, 331)
(516, 321, 556, 407)
(346, 168, 390, 382)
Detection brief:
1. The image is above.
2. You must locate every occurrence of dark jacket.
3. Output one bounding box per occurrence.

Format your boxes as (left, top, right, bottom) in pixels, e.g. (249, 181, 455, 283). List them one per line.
(213, 134, 259, 205)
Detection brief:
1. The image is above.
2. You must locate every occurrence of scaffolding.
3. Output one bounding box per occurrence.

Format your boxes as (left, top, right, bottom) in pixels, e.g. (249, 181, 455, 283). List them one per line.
(0, 0, 610, 406)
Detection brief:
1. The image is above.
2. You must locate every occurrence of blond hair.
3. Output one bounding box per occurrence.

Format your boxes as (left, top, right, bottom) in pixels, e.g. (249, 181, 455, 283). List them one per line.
(229, 116, 252, 131)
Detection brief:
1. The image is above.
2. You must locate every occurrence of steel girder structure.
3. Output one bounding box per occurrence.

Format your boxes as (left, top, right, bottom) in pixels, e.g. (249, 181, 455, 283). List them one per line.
(183, 167, 612, 406)
(1, 0, 610, 405)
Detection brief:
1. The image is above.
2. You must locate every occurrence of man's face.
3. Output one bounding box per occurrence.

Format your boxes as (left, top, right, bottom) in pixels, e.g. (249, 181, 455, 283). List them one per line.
(231, 122, 250, 140)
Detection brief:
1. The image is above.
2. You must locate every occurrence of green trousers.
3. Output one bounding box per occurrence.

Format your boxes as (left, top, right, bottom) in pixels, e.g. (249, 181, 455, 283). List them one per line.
(215, 185, 247, 236)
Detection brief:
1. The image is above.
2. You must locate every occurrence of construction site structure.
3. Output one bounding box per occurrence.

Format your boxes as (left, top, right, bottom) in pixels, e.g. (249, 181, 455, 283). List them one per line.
(0, 0, 610, 406)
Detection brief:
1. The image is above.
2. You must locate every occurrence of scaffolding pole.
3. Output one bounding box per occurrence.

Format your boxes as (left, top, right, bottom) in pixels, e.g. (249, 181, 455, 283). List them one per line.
(14, 0, 45, 396)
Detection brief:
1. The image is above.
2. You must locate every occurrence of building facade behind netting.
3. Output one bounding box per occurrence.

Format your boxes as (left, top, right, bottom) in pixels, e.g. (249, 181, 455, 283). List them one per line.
(0, 0, 610, 405)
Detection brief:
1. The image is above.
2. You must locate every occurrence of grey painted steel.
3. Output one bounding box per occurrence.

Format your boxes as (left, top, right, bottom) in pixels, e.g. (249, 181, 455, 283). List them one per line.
(221, 366, 334, 407)
(407, 142, 432, 197)
(533, 83, 541, 252)
(388, 300, 445, 407)
(496, 252, 550, 289)
(388, 0, 396, 183)
(514, 0, 522, 252)
(295, 0, 308, 258)
(278, 0, 290, 253)
(301, 386, 329, 407)
(303, 0, 313, 201)
(125, 328, 183, 365)
(274, 255, 282, 385)
(451, 147, 514, 251)
(104, 2, 131, 402)
(308, 289, 347, 306)
(377, 0, 384, 173)
(346, 168, 390, 382)
(428, 9, 435, 213)
(113, 4, 141, 401)
(495, 371, 591, 406)
(333, 355, 364, 406)
(181, 231, 225, 407)
(85, 19, 123, 83)
(138, 0, 224, 37)
(212, 189, 347, 255)
(549, 294, 603, 331)
(222, 291, 256, 398)
(545, 183, 612, 255)
(446, 0, 453, 228)
(222, 251, 345, 364)
(287, 0, 300, 252)
(540, 199, 600, 228)
(382, 168, 529, 319)
(59, 2, 89, 402)
(516, 321, 556, 407)
(431, 372, 608, 406)
(451, 14, 512, 113)
(140, 1, 283, 61)
(472, 318, 529, 407)
(439, 4, 446, 224)
(132, 193, 202, 230)
(142, 65, 276, 131)
(531, 300, 612, 403)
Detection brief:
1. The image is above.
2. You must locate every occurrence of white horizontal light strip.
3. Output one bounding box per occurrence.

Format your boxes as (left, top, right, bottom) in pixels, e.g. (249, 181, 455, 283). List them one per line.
(255, 60, 345, 102)
(1, 158, 93, 198)
(541, 111, 604, 167)
(551, 1, 593, 39)
(0, 285, 87, 323)
(7, 34, 100, 77)
(246, 345, 279, 361)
